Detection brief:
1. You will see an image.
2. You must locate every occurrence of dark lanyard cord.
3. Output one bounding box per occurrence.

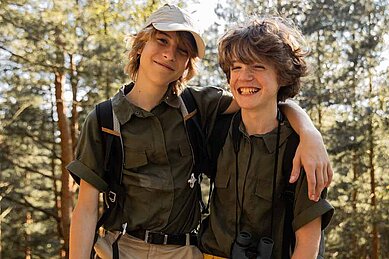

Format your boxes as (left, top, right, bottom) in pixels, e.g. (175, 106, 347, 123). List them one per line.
(270, 111, 282, 239)
(234, 110, 282, 239)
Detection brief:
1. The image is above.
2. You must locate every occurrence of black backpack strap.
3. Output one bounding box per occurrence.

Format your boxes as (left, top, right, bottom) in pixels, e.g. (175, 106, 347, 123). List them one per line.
(180, 88, 208, 175)
(180, 88, 210, 214)
(281, 131, 299, 258)
(94, 100, 126, 259)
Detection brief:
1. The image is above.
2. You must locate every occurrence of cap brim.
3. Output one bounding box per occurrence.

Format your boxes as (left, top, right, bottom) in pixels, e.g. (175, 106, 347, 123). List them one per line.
(152, 22, 205, 59)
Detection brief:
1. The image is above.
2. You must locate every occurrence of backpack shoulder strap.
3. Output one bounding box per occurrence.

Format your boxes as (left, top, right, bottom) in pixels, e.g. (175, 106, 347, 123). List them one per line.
(180, 88, 208, 176)
(180, 88, 211, 214)
(94, 99, 125, 238)
(281, 130, 299, 257)
(96, 100, 120, 174)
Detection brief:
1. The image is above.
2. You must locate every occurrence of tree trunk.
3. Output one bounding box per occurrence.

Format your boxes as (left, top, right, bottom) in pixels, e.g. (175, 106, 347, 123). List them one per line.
(368, 66, 379, 259)
(315, 30, 323, 129)
(54, 71, 73, 257)
(69, 54, 79, 155)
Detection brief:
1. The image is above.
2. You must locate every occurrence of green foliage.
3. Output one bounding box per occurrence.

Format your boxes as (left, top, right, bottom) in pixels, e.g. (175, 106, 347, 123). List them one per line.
(1, 0, 388, 257)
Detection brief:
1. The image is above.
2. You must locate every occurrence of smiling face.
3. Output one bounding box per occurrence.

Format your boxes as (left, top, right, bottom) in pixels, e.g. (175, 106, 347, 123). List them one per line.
(137, 30, 190, 89)
(218, 18, 309, 102)
(229, 58, 280, 111)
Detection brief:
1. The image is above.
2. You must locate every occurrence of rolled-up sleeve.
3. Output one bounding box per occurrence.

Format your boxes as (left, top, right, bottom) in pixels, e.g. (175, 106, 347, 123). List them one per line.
(66, 109, 108, 192)
(292, 172, 334, 231)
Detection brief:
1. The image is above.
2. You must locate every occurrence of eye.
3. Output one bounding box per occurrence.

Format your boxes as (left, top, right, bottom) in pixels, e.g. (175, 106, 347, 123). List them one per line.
(253, 64, 266, 70)
(157, 38, 168, 45)
(231, 65, 241, 71)
(253, 64, 265, 70)
(178, 48, 189, 56)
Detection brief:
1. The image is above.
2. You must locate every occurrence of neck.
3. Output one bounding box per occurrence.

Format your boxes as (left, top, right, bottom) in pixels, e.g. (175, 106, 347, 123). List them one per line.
(126, 77, 169, 112)
(241, 106, 278, 135)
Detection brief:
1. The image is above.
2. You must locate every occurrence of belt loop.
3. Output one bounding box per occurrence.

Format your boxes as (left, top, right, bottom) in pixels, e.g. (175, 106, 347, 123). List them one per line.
(163, 234, 168, 245)
(144, 230, 150, 243)
(185, 233, 190, 246)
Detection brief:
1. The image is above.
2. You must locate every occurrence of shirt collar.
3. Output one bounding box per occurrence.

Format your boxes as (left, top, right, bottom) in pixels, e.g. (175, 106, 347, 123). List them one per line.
(239, 120, 293, 154)
(111, 83, 180, 125)
(161, 85, 180, 108)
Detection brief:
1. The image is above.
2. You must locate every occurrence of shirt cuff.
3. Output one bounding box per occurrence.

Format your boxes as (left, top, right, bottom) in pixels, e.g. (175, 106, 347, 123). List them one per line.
(292, 199, 334, 231)
(67, 160, 108, 192)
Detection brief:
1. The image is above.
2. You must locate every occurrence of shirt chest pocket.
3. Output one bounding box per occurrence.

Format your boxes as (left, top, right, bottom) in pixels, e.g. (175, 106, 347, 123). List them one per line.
(124, 148, 148, 169)
(255, 178, 273, 202)
(123, 147, 172, 190)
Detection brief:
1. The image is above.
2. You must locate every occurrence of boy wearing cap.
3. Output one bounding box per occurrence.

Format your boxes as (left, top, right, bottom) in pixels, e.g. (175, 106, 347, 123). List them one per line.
(199, 18, 334, 259)
(68, 5, 332, 259)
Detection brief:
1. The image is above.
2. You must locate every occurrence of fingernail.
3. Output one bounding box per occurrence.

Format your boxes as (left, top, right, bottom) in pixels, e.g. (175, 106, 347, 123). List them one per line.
(310, 194, 316, 201)
(289, 176, 296, 182)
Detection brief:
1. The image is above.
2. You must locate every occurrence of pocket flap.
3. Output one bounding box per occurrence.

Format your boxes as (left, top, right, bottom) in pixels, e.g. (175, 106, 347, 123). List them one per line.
(255, 179, 273, 201)
(124, 148, 148, 169)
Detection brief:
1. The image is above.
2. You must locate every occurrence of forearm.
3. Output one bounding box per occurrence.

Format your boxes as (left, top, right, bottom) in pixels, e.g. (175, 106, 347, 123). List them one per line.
(69, 181, 99, 259)
(291, 217, 321, 259)
(70, 206, 97, 258)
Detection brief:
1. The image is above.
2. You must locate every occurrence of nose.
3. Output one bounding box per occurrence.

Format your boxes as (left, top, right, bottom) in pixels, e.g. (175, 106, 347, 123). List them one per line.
(238, 67, 254, 81)
(163, 45, 176, 61)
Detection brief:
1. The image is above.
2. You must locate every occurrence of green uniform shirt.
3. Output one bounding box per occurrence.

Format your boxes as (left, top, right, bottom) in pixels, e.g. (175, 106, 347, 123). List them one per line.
(200, 113, 334, 258)
(67, 83, 232, 234)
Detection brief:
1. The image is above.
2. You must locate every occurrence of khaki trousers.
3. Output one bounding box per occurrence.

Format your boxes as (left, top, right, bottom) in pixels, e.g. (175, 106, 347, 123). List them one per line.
(203, 254, 227, 259)
(94, 231, 203, 259)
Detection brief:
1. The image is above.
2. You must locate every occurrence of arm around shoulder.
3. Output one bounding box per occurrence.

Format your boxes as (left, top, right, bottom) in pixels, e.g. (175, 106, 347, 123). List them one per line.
(69, 180, 99, 259)
(279, 100, 333, 201)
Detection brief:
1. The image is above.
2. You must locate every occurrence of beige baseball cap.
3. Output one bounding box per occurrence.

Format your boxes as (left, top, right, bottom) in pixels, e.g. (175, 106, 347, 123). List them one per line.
(142, 4, 206, 58)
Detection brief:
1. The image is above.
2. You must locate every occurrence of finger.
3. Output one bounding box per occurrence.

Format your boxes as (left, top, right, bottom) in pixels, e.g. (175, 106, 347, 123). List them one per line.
(326, 163, 334, 187)
(304, 163, 316, 201)
(322, 163, 329, 190)
(315, 163, 325, 202)
(290, 156, 301, 183)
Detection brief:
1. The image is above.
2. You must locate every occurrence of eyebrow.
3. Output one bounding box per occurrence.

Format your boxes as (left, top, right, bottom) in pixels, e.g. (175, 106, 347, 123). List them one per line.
(157, 31, 172, 39)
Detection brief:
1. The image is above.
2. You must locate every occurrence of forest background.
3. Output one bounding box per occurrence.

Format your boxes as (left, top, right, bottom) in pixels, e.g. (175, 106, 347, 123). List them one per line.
(0, 0, 388, 258)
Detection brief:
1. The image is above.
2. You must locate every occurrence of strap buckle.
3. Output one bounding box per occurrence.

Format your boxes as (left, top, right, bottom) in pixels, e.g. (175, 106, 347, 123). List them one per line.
(144, 230, 150, 243)
(188, 173, 197, 188)
(108, 191, 116, 203)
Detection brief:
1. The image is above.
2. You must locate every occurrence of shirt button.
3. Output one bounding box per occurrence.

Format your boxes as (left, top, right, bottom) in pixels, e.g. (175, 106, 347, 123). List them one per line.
(135, 111, 140, 116)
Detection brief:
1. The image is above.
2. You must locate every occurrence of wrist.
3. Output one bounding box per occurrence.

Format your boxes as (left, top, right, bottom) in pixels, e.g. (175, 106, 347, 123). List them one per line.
(299, 127, 322, 141)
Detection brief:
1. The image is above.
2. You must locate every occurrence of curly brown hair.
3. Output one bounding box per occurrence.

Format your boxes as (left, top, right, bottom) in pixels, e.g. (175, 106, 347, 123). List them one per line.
(218, 17, 309, 101)
(124, 26, 198, 93)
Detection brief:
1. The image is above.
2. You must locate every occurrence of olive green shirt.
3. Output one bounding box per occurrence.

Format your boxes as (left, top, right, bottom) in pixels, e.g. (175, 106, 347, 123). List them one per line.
(67, 83, 232, 234)
(200, 114, 334, 258)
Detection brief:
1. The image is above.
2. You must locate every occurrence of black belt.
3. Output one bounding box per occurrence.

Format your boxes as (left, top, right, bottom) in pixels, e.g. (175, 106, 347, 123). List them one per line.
(128, 229, 198, 246)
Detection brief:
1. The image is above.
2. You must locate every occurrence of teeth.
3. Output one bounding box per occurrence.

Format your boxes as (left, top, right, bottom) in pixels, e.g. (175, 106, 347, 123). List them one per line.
(239, 87, 259, 95)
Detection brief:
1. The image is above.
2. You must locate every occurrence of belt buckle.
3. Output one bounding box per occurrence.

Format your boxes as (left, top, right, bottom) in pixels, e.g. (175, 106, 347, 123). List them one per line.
(163, 234, 168, 245)
(186, 233, 190, 245)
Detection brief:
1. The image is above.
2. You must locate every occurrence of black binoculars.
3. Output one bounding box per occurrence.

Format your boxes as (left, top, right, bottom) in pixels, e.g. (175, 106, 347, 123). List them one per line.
(231, 231, 274, 259)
